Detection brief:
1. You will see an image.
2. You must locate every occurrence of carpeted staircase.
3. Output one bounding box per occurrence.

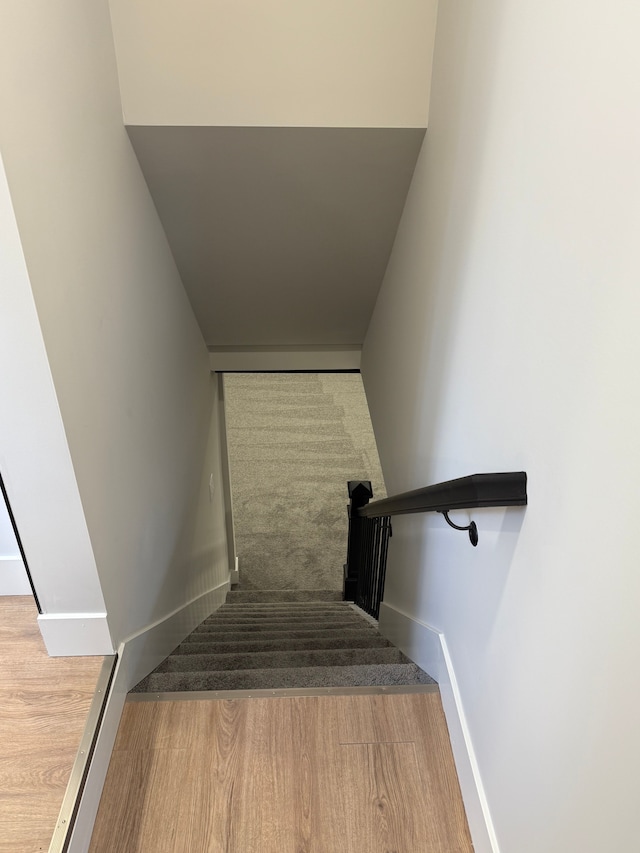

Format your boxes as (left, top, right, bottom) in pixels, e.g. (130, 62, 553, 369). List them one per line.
(129, 375, 433, 696)
(132, 591, 435, 693)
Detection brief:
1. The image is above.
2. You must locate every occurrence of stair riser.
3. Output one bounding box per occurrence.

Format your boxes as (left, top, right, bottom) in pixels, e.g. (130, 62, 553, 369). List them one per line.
(182, 628, 377, 643)
(206, 608, 359, 617)
(175, 637, 392, 655)
(227, 591, 343, 603)
(200, 615, 363, 626)
(216, 605, 353, 613)
(192, 621, 367, 633)
(134, 663, 436, 693)
(159, 647, 408, 673)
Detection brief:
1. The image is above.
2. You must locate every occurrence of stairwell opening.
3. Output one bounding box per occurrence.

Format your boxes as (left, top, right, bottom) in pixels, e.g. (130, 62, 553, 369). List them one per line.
(221, 371, 386, 596)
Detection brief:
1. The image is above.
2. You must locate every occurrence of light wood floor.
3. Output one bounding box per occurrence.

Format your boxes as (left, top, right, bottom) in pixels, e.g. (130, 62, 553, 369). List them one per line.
(0, 596, 104, 853)
(90, 691, 472, 853)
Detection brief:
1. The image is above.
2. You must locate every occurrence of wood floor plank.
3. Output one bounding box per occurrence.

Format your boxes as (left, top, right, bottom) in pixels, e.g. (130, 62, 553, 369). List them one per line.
(331, 692, 473, 850)
(248, 697, 318, 852)
(338, 741, 430, 852)
(85, 750, 140, 853)
(0, 596, 104, 853)
(127, 749, 195, 853)
(336, 692, 432, 744)
(113, 696, 214, 752)
(410, 694, 474, 852)
(186, 704, 248, 853)
(89, 749, 195, 853)
(91, 693, 473, 853)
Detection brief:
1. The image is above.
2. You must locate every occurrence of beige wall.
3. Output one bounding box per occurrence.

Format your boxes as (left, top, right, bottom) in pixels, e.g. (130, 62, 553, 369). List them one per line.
(0, 0, 228, 647)
(109, 0, 438, 127)
(362, 0, 640, 850)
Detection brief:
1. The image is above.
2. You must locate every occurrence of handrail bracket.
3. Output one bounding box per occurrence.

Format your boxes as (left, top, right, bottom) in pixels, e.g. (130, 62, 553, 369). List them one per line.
(439, 510, 478, 547)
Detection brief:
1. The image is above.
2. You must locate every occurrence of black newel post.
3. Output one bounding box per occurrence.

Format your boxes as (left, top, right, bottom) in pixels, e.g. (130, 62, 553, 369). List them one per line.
(343, 480, 373, 601)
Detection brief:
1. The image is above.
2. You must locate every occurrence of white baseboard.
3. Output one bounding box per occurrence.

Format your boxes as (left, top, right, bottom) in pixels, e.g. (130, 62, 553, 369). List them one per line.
(229, 556, 240, 586)
(38, 612, 114, 656)
(0, 556, 32, 595)
(378, 602, 499, 853)
(118, 577, 230, 689)
(65, 578, 229, 852)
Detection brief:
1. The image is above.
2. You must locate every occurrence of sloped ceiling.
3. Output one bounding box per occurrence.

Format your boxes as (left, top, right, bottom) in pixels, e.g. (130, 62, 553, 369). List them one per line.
(127, 125, 425, 347)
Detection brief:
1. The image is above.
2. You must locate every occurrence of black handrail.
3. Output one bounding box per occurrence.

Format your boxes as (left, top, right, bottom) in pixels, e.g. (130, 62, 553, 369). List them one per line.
(357, 472, 527, 518)
(343, 472, 527, 617)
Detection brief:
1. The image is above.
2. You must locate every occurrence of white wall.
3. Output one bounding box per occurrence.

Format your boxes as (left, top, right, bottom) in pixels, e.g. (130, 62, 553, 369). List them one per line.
(0, 500, 19, 558)
(362, 1, 640, 851)
(0, 1, 228, 649)
(0, 491, 30, 596)
(0, 151, 108, 622)
(109, 0, 437, 128)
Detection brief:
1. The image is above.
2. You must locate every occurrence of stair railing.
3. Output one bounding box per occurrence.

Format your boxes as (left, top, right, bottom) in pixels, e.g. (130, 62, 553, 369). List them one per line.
(343, 472, 528, 618)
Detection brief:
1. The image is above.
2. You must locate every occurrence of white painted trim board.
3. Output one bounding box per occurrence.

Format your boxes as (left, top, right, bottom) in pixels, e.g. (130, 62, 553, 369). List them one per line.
(217, 372, 238, 577)
(38, 612, 114, 657)
(64, 578, 230, 852)
(378, 601, 500, 853)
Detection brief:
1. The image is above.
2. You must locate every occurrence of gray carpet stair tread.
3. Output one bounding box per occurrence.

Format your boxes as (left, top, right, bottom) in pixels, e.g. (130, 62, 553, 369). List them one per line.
(200, 619, 364, 628)
(231, 440, 361, 456)
(182, 627, 378, 643)
(212, 608, 353, 618)
(229, 424, 354, 440)
(230, 421, 345, 437)
(175, 635, 392, 655)
(216, 603, 353, 612)
(192, 620, 366, 633)
(198, 614, 364, 626)
(205, 608, 362, 622)
(217, 600, 352, 607)
(203, 607, 360, 619)
(230, 461, 364, 481)
(197, 613, 366, 624)
(132, 663, 435, 693)
(229, 402, 345, 417)
(226, 590, 343, 602)
(159, 646, 409, 673)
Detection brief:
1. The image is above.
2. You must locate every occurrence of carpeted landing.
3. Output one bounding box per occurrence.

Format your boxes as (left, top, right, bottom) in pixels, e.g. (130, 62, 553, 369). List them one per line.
(223, 373, 386, 592)
(131, 593, 435, 693)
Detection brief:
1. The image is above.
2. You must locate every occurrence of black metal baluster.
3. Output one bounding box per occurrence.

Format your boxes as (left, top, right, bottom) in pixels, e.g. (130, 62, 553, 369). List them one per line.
(361, 516, 373, 613)
(343, 481, 372, 602)
(373, 517, 391, 618)
(371, 517, 382, 617)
